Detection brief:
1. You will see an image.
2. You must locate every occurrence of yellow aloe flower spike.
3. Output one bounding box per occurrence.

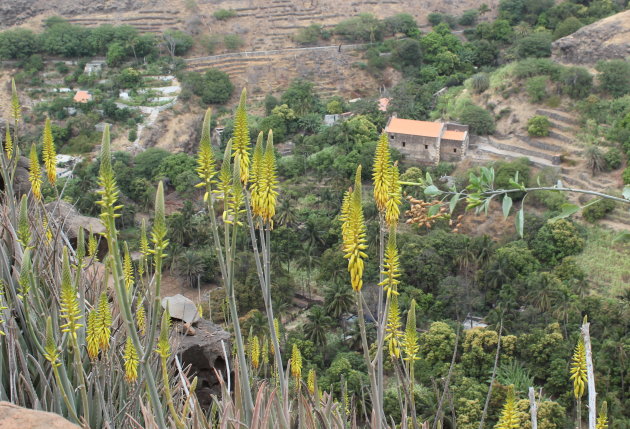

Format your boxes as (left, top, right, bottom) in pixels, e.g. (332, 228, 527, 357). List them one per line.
(495, 385, 519, 429)
(372, 133, 391, 212)
(96, 292, 112, 352)
(307, 368, 316, 395)
(17, 195, 30, 248)
(86, 310, 100, 359)
(385, 161, 402, 228)
(136, 304, 146, 336)
(249, 132, 264, 217)
(291, 343, 302, 388)
(88, 228, 98, 260)
(5, 127, 13, 160)
(43, 317, 61, 367)
(250, 335, 260, 370)
(342, 166, 368, 292)
(10, 79, 21, 127)
(232, 88, 251, 184)
(570, 337, 587, 399)
(216, 140, 233, 202)
(96, 125, 123, 234)
(379, 228, 401, 298)
(261, 336, 269, 366)
(156, 308, 171, 358)
(403, 299, 419, 363)
(28, 144, 42, 201)
(151, 182, 169, 258)
(123, 242, 134, 292)
(123, 336, 139, 383)
(596, 401, 608, 429)
(227, 159, 246, 225)
(258, 130, 279, 224)
(385, 294, 403, 359)
(59, 248, 82, 339)
(196, 108, 217, 199)
(42, 118, 57, 186)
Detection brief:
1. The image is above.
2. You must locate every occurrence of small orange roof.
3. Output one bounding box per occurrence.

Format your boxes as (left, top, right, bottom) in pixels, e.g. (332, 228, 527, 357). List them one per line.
(443, 130, 466, 141)
(385, 118, 443, 138)
(73, 90, 92, 103)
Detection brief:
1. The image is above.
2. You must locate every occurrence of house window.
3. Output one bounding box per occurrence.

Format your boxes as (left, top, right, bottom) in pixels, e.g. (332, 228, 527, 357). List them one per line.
(424, 145, 428, 149)
(402, 142, 406, 147)
(390, 134, 395, 139)
(453, 148, 457, 153)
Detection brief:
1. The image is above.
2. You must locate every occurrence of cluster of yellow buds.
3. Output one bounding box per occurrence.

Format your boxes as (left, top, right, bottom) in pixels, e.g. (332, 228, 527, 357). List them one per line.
(341, 166, 368, 292)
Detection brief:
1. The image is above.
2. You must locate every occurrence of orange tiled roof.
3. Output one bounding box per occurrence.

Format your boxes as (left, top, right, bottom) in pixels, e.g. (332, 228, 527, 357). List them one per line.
(385, 118, 443, 138)
(442, 130, 467, 141)
(73, 90, 92, 103)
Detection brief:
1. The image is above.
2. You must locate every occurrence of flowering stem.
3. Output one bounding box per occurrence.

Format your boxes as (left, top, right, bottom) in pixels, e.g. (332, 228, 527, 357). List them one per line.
(355, 291, 383, 428)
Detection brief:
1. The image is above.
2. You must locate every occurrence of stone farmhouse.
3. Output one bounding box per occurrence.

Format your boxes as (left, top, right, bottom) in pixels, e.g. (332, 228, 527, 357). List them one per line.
(384, 117, 470, 165)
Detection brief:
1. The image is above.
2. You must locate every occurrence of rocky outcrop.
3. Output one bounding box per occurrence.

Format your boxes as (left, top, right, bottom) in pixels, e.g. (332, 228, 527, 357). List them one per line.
(0, 402, 81, 429)
(174, 318, 231, 409)
(552, 10, 630, 65)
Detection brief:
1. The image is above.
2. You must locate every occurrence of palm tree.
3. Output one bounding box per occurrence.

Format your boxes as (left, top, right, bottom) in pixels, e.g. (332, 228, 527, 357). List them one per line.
(304, 305, 332, 346)
(324, 282, 354, 320)
(175, 250, 206, 288)
(276, 198, 298, 227)
(298, 243, 319, 298)
(584, 145, 606, 176)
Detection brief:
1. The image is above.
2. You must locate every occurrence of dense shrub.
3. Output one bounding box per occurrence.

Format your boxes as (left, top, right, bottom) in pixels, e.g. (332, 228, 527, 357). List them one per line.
(180, 69, 234, 105)
(516, 33, 552, 59)
(224, 34, 244, 51)
(213, 9, 236, 20)
(471, 73, 490, 93)
(458, 9, 479, 26)
(560, 67, 593, 99)
(382, 13, 419, 37)
(604, 147, 622, 170)
(294, 24, 323, 45)
(553, 17, 583, 40)
(458, 103, 495, 135)
(623, 166, 630, 184)
(333, 14, 384, 42)
(530, 219, 585, 266)
(596, 59, 630, 97)
(526, 76, 548, 102)
(582, 198, 617, 223)
(513, 58, 562, 80)
(494, 158, 531, 196)
(527, 115, 550, 137)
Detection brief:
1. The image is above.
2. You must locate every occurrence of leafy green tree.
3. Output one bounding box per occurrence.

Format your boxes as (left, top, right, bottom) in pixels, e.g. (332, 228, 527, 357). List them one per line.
(418, 322, 456, 377)
(333, 13, 384, 42)
(560, 66, 593, 99)
(459, 9, 479, 26)
(0, 29, 40, 59)
(115, 67, 142, 89)
(201, 69, 234, 104)
(133, 148, 172, 180)
(155, 153, 196, 184)
(596, 59, 630, 97)
(383, 13, 419, 36)
(458, 103, 495, 135)
(553, 16, 583, 39)
(162, 29, 193, 56)
(530, 219, 585, 266)
(41, 22, 94, 57)
(527, 115, 550, 136)
(281, 79, 320, 116)
(293, 24, 323, 45)
(106, 42, 128, 67)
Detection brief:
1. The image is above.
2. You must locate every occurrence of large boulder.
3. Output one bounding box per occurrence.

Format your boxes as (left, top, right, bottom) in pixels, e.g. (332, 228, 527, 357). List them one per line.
(174, 319, 231, 409)
(552, 10, 630, 65)
(0, 402, 81, 429)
